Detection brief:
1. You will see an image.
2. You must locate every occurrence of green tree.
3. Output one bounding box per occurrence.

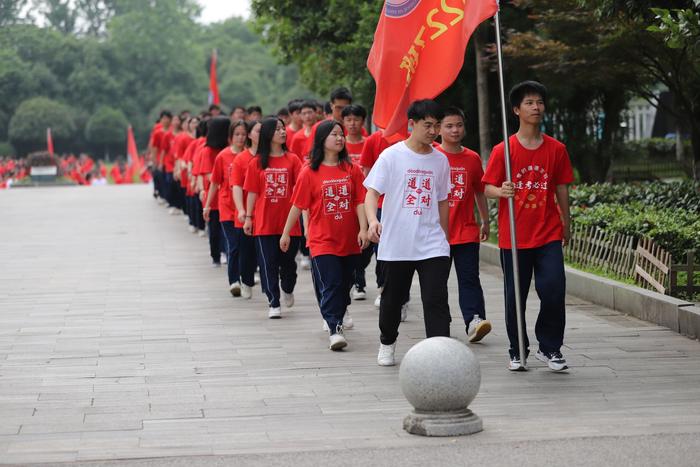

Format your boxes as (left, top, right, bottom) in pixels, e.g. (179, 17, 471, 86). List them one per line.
(0, 0, 29, 26)
(85, 105, 128, 158)
(8, 97, 76, 155)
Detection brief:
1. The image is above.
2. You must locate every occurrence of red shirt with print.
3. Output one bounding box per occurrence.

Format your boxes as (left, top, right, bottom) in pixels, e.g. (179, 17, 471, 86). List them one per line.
(230, 148, 255, 228)
(292, 163, 366, 257)
(211, 147, 238, 222)
(436, 145, 485, 245)
(482, 134, 574, 249)
(243, 153, 302, 236)
(345, 140, 366, 167)
(359, 131, 393, 208)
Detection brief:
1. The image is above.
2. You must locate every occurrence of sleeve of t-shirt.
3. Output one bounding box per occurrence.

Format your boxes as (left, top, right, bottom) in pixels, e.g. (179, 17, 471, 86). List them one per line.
(291, 169, 312, 210)
(363, 151, 390, 195)
(352, 165, 366, 205)
(482, 144, 505, 186)
(359, 134, 378, 168)
(243, 160, 260, 194)
(292, 156, 302, 183)
(152, 132, 163, 150)
(211, 155, 224, 185)
(231, 156, 245, 188)
(553, 145, 575, 185)
(436, 156, 451, 202)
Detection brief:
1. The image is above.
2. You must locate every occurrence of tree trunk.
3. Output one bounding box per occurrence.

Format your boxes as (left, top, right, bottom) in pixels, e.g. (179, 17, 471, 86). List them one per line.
(474, 23, 491, 163)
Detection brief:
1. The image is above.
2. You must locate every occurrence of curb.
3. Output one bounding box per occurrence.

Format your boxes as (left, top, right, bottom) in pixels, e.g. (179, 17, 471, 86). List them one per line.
(479, 242, 700, 340)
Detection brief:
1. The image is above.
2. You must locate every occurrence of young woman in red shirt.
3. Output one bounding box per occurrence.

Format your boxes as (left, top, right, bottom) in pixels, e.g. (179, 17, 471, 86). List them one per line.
(243, 118, 303, 319)
(280, 120, 369, 350)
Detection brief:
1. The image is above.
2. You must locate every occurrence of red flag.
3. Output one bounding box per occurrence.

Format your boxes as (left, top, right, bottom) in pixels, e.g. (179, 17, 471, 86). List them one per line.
(208, 49, 220, 105)
(368, 0, 499, 137)
(47, 128, 54, 155)
(127, 125, 140, 168)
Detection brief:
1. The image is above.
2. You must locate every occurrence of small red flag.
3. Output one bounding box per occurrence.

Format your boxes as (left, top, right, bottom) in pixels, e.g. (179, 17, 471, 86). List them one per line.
(47, 128, 54, 155)
(368, 0, 499, 137)
(208, 49, 220, 105)
(127, 125, 140, 168)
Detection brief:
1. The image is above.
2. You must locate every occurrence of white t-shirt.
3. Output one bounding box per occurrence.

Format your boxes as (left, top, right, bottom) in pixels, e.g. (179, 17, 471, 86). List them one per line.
(364, 141, 451, 261)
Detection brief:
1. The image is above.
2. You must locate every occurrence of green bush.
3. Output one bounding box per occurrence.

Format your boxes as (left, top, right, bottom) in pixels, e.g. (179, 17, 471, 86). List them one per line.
(572, 202, 700, 262)
(0, 141, 15, 156)
(570, 181, 700, 214)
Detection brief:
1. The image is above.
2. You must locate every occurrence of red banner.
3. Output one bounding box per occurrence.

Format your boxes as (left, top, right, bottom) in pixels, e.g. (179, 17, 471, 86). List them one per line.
(368, 0, 499, 136)
(208, 49, 220, 105)
(47, 127, 54, 155)
(127, 125, 140, 169)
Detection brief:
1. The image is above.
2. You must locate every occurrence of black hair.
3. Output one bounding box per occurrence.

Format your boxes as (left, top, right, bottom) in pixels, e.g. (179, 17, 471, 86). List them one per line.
(245, 119, 261, 149)
(208, 104, 221, 112)
(228, 119, 248, 142)
(341, 104, 367, 120)
(196, 119, 208, 138)
(509, 80, 547, 112)
(277, 107, 290, 118)
(247, 105, 263, 115)
(288, 100, 303, 113)
(300, 100, 316, 112)
(330, 87, 353, 103)
(324, 101, 332, 115)
(257, 117, 286, 169)
(309, 120, 351, 171)
(159, 110, 172, 119)
(407, 99, 444, 122)
(206, 116, 231, 150)
(314, 100, 324, 111)
(231, 105, 246, 113)
(443, 106, 466, 123)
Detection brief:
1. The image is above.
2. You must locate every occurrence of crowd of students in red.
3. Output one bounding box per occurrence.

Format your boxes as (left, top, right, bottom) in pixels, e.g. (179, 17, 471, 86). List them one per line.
(147, 81, 574, 372)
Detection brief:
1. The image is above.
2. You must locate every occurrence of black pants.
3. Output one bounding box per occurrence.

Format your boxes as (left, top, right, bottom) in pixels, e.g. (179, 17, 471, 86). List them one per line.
(500, 241, 566, 357)
(353, 246, 374, 290)
(208, 209, 222, 264)
(450, 242, 485, 325)
(153, 169, 163, 198)
(311, 254, 358, 333)
(255, 235, 300, 307)
(193, 196, 205, 231)
(379, 256, 451, 345)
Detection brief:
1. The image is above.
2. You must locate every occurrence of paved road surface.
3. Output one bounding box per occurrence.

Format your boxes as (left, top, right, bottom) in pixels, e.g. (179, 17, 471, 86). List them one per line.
(1, 185, 699, 465)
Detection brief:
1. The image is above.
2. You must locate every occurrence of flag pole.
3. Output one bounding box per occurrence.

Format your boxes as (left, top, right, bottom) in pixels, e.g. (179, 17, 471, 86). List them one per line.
(494, 9, 527, 369)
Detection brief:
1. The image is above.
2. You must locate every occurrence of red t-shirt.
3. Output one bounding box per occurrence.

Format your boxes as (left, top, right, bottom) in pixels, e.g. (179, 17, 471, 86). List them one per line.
(345, 139, 366, 167)
(290, 127, 313, 162)
(436, 145, 485, 245)
(162, 131, 178, 173)
(292, 163, 366, 257)
(230, 148, 256, 228)
(359, 131, 394, 208)
(211, 147, 238, 222)
(199, 146, 221, 210)
(285, 126, 298, 149)
(482, 134, 574, 249)
(243, 153, 302, 236)
(180, 137, 199, 191)
(151, 129, 165, 164)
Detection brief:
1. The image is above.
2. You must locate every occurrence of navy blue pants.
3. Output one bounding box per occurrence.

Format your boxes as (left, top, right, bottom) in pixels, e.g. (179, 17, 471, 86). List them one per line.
(500, 241, 566, 358)
(311, 254, 358, 333)
(208, 209, 222, 264)
(221, 221, 240, 285)
(193, 196, 205, 231)
(450, 242, 486, 325)
(153, 169, 164, 198)
(221, 222, 257, 287)
(255, 235, 300, 307)
(354, 246, 374, 290)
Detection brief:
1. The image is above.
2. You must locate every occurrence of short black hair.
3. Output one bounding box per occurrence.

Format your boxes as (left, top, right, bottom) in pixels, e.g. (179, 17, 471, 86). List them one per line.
(341, 104, 367, 120)
(247, 105, 262, 115)
(330, 87, 352, 103)
(277, 107, 290, 117)
(159, 110, 172, 119)
(208, 104, 221, 112)
(407, 99, 444, 122)
(323, 101, 332, 115)
(231, 105, 246, 113)
(314, 100, 324, 111)
(509, 81, 547, 111)
(443, 106, 465, 123)
(300, 100, 316, 112)
(288, 100, 303, 113)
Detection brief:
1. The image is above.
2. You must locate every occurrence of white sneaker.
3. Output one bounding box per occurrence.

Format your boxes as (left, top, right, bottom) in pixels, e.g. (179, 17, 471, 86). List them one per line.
(229, 281, 241, 297)
(221, 253, 227, 264)
(374, 294, 381, 309)
(282, 292, 294, 308)
(268, 307, 281, 319)
(188, 225, 196, 233)
(377, 342, 396, 366)
(352, 287, 366, 300)
(254, 273, 260, 285)
(400, 302, 409, 322)
(168, 207, 177, 215)
(343, 310, 354, 330)
(300, 256, 311, 270)
(467, 317, 492, 343)
(322, 319, 330, 332)
(158, 198, 166, 205)
(197, 230, 206, 237)
(329, 327, 348, 351)
(241, 284, 252, 299)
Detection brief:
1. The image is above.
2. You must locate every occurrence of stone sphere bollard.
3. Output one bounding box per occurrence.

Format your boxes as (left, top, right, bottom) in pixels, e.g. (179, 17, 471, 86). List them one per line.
(399, 336, 482, 436)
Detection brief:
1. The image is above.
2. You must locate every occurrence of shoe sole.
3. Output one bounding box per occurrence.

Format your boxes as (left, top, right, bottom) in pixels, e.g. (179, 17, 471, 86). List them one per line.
(469, 321, 492, 343)
(268, 315, 281, 319)
(535, 353, 569, 371)
(329, 340, 347, 351)
(377, 361, 395, 367)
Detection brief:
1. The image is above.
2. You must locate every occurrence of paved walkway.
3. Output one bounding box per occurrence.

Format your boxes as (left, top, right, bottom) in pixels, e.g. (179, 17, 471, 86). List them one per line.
(1, 185, 699, 466)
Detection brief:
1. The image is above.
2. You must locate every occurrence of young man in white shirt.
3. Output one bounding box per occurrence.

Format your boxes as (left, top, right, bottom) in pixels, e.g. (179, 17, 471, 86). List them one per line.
(364, 99, 452, 366)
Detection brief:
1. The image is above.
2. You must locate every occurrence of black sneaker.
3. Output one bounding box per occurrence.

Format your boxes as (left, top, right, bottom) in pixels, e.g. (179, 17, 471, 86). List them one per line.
(536, 350, 568, 371)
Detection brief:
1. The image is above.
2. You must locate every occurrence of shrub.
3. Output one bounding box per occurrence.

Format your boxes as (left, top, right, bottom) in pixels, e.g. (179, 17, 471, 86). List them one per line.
(570, 181, 700, 214)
